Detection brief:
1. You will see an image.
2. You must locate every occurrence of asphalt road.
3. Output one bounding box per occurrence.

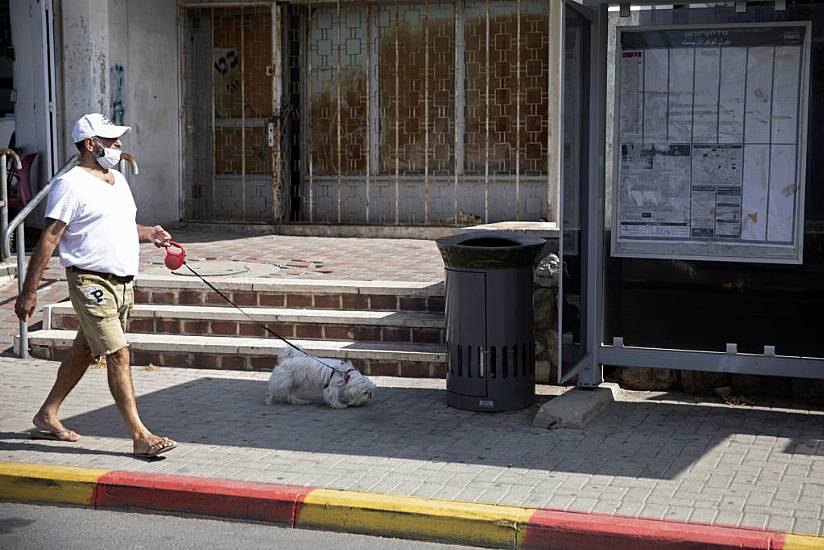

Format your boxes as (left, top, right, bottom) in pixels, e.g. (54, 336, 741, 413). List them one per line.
(0, 502, 480, 550)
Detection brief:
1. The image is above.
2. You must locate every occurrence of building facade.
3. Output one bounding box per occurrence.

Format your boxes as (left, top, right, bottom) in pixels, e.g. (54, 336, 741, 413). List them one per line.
(11, 0, 565, 230)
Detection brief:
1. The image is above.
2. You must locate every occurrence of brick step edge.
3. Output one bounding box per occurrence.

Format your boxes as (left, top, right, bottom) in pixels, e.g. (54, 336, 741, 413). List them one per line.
(24, 330, 446, 378)
(52, 314, 445, 345)
(45, 303, 445, 344)
(134, 276, 445, 312)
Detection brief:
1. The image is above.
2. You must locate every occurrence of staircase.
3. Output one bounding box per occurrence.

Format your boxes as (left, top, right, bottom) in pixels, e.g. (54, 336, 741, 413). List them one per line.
(25, 274, 448, 377)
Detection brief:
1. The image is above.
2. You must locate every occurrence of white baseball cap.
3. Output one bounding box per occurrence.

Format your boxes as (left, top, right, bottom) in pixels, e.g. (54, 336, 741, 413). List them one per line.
(71, 113, 131, 142)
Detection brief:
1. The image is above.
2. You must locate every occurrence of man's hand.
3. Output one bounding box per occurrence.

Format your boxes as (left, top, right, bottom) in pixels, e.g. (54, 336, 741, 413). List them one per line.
(15, 218, 65, 323)
(148, 225, 172, 247)
(15, 290, 37, 321)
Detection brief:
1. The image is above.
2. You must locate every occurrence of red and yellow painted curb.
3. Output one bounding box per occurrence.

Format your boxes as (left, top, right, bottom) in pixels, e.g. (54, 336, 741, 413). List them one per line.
(0, 462, 102, 506)
(1, 461, 822, 549)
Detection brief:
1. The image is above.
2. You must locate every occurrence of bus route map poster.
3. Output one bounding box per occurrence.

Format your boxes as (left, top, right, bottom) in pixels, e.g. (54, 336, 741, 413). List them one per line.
(612, 23, 810, 264)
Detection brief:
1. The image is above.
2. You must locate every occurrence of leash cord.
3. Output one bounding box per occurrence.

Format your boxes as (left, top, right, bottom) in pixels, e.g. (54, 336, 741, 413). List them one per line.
(182, 263, 348, 376)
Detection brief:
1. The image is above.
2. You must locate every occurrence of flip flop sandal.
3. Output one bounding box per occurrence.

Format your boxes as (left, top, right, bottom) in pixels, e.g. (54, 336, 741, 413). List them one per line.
(133, 440, 178, 459)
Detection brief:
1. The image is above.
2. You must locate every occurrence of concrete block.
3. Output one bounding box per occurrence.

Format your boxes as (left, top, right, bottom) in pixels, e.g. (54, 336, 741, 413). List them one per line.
(531, 383, 621, 429)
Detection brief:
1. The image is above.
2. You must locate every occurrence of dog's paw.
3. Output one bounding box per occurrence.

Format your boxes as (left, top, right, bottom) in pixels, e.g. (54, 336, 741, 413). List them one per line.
(264, 397, 273, 405)
(327, 401, 348, 409)
(287, 396, 311, 405)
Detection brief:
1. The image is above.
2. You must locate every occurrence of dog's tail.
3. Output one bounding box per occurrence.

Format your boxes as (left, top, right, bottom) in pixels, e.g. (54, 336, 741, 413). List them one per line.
(277, 346, 301, 362)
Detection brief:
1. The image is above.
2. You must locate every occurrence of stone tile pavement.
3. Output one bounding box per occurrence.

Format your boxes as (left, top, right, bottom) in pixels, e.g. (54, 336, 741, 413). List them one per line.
(0, 230, 444, 348)
(1, 357, 822, 536)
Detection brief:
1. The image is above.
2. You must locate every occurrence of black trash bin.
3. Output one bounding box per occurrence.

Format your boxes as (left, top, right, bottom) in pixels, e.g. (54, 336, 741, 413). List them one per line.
(436, 231, 546, 412)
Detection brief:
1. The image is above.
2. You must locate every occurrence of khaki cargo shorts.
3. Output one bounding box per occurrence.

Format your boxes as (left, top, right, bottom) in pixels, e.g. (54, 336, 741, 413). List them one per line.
(66, 268, 134, 358)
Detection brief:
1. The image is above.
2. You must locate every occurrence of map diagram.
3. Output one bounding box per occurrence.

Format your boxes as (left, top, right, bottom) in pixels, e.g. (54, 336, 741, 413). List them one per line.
(613, 24, 809, 263)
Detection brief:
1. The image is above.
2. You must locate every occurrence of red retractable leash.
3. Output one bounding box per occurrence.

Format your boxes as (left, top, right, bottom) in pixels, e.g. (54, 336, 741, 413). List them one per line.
(162, 242, 350, 380)
(163, 242, 187, 270)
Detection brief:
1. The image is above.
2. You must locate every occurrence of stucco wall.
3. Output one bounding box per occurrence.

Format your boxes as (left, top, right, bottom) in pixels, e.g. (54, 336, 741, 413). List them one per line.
(60, 0, 180, 226)
(114, 0, 180, 226)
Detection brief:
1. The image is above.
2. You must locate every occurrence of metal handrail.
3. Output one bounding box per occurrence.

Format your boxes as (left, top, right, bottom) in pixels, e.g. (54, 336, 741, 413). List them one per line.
(119, 153, 139, 176)
(4, 153, 140, 358)
(0, 149, 22, 256)
(2, 155, 79, 259)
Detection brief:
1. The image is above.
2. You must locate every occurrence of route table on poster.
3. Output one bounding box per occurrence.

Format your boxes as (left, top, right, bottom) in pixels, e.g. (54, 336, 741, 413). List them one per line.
(612, 23, 810, 263)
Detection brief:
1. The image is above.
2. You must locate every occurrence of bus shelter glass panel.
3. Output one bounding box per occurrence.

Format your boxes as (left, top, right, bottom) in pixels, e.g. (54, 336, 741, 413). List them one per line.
(602, 3, 824, 368)
(560, 3, 591, 382)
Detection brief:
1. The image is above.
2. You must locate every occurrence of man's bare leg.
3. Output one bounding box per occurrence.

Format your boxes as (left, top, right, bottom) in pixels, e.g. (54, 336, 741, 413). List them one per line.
(32, 341, 94, 441)
(106, 347, 176, 456)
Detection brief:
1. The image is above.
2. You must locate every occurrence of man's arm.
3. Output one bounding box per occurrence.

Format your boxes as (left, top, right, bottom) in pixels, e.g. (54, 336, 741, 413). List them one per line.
(14, 218, 66, 321)
(136, 224, 172, 247)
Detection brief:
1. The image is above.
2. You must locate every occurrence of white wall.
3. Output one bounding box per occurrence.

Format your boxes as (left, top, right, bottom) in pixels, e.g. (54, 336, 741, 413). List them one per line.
(118, 0, 180, 226)
(59, 0, 180, 226)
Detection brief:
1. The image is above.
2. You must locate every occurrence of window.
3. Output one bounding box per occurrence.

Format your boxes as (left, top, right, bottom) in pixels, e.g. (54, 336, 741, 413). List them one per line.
(290, 0, 551, 225)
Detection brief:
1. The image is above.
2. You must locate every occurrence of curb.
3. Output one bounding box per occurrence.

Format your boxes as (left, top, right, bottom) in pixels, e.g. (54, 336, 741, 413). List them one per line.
(1, 461, 822, 549)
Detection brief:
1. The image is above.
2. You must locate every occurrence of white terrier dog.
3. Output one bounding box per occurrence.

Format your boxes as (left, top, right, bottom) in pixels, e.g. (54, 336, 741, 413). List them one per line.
(264, 347, 376, 409)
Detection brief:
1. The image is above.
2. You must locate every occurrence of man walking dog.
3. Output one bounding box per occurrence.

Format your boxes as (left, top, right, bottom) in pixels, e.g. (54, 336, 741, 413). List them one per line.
(14, 113, 177, 458)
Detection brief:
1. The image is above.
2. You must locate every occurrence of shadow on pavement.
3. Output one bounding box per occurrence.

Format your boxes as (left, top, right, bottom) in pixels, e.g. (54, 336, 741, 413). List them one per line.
(0, 438, 132, 460)
(49, 377, 824, 480)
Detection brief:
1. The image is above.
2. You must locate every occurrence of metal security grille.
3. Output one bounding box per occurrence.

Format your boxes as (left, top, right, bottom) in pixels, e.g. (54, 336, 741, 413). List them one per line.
(181, 4, 278, 222)
(286, 0, 551, 226)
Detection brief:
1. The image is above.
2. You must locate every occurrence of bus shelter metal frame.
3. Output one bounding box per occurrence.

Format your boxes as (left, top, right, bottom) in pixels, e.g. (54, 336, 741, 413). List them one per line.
(570, 0, 824, 387)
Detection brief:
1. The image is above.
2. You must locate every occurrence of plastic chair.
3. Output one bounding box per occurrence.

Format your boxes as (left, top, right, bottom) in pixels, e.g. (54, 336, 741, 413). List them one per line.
(8, 152, 37, 208)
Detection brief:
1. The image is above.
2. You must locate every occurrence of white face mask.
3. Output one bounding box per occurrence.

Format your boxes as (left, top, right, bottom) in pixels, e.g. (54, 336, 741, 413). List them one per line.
(94, 139, 122, 169)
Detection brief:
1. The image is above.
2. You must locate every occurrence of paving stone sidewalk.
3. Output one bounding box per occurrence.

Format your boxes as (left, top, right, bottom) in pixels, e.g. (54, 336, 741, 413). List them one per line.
(0, 230, 444, 348)
(1, 357, 823, 536)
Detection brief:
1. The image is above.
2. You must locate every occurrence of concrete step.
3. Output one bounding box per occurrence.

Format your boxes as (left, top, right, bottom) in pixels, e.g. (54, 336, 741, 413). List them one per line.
(45, 303, 445, 344)
(133, 275, 445, 312)
(24, 330, 447, 377)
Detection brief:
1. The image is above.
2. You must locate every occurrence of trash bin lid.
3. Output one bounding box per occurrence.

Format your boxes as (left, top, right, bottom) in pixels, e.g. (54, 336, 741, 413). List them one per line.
(436, 231, 546, 269)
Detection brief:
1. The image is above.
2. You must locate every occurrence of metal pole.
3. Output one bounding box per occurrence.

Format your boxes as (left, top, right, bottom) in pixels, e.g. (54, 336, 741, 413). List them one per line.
(454, 0, 465, 226)
(211, 7, 217, 219)
(16, 223, 27, 359)
(515, 0, 521, 221)
(394, 0, 400, 225)
(484, 0, 490, 223)
(272, 2, 283, 223)
(336, 0, 342, 224)
(241, 5, 247, 220)
(0, 156, 8, 257)
(307, 1, 314, 222)
(424, 0, 429, 225)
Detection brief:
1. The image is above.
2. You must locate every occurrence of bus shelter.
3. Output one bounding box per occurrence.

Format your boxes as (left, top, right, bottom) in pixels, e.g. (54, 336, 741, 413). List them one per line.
(559, 0, 824, 386)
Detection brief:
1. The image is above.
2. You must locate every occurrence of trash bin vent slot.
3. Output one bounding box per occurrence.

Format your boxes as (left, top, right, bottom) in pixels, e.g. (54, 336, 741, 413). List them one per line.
(467, 346, 473, 378)
(512, 345, 518, 377)
(458, 237, 521, 247)
(513, 347, 518, 378)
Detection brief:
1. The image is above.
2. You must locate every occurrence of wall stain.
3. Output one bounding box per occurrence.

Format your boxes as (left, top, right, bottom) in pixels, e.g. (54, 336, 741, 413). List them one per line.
(110, 64, 125, 124)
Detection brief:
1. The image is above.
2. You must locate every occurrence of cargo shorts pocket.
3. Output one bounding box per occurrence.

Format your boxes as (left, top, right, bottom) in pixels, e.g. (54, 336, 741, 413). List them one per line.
(68, 273, 129, 358)
(76, 279, 117, 317)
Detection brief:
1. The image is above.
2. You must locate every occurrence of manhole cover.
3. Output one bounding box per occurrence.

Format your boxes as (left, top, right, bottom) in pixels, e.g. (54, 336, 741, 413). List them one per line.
(144, 260, 277, 278)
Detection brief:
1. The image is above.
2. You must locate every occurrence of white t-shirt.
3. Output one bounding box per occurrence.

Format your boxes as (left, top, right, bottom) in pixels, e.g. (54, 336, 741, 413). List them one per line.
(45, 166, 139, 277)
